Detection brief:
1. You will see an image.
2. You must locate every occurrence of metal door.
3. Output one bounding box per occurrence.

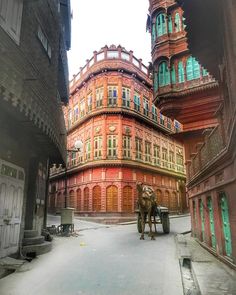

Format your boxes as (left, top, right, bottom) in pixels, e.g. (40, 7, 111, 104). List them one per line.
(207, 197, 216, 249)
(220, 193, 232, 257)
(0, 159, 24, 258)
(200, 200, 205, 241)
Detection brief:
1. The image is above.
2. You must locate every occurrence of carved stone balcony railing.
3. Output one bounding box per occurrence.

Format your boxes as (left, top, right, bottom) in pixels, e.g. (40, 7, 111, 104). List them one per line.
(149, 0, 176, 13)
(69, 45, 152, 93)
(156, 75, 217, 98)
(188, 126, 225, 180)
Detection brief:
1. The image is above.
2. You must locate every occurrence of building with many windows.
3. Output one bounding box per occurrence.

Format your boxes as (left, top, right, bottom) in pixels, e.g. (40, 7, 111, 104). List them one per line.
(49, 45, 186, 216)
(148, 0, 221, 173)
(0, 0, 71, 258)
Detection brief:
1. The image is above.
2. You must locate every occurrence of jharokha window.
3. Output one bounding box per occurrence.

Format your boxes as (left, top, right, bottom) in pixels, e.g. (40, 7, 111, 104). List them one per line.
(85, 139, 91, 161)
(123, 136, 131, 159)
(135, 137, 142, 160)
(87, 93, 92, 112)
(107, 135, 117, 158)
(94, 136, 102, 159)
(134, 92, 141, 112)
(145, 141, 151, 163)
(96, 87, 103, 108)
(108, 86, 118, 106)
(122, 87, 130, 108)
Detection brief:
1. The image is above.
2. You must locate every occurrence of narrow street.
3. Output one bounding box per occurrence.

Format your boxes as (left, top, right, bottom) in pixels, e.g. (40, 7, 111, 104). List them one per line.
(0, 216, 190, 295)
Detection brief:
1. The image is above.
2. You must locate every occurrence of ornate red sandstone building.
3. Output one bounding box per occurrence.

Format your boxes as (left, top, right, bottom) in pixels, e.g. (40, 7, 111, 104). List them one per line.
(49, 45, 186, 216)
(149, 0, 236, 266)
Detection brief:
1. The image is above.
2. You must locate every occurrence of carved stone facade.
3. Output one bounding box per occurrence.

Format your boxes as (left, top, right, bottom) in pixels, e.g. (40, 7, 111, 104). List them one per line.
(166, 0, 236, 266)
(49, 45, 186, 216)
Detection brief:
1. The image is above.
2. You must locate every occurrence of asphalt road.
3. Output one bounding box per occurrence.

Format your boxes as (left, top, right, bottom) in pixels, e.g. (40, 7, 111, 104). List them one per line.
(0, 216, 191, 295)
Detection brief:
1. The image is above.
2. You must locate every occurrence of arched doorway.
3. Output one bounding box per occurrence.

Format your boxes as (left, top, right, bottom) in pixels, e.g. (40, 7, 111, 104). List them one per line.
(56, 192, 63, 209)
(156, 189, 162, 205)
(169, 192, 178, 212)
(93, 186, 101, 212)
(163, 190, 170, 208)
(76, 189, 81, 211)
(122, 186, 133, 213)
(84, 187, 89, 211)
(69, 190, 75, 208)
(106, 185, 118, 212)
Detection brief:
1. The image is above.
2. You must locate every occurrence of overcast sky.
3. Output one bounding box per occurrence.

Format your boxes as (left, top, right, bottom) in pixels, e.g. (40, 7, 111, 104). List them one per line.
(68, 0, 151, 78)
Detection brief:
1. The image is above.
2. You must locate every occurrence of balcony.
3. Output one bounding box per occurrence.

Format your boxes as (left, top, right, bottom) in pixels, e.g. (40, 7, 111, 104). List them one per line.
(188, 126, 225, 180)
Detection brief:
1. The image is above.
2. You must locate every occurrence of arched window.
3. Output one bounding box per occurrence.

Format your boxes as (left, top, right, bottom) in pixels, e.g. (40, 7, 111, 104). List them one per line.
(158, 61, 170, 87)
(156, 13, 167, 37)
(178, 61, 185, 83)
(171, 64, 176, 84)
(168, 15, 173, 33)
(186, 56, 201, 80)
(152, 23, 156, 43)
(174, 13, 181, 32)
(202, 68, 208, 77)
(154, 72, 158, 92)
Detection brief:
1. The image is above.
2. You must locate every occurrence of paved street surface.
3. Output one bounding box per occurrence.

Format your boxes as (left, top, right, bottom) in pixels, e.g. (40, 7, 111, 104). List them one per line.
(0, 216, 190, 295)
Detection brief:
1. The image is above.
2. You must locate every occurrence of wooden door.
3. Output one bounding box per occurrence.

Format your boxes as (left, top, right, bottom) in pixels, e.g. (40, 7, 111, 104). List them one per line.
(93, 186, 101, 212)
(207, 197, 216, 249)
(0, 159, 24, 258)
(200, 200, 205, 241)
(162, 191, 170, 208)
(122, 186, 132, 213)
(106, 186, 118, 212)
(69, 190, 75, 208)
(169, 192, 178, 212)
(156, 189, 162, 206)
(84, 187, 89, 211)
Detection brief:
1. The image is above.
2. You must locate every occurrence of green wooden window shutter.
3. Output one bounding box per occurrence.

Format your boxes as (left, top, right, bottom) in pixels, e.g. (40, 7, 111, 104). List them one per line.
(171, 65, 176, 84)
(152, 23, 156, 43)
(178, 61, 185, 83)
(186, 56, 194, 81)
(220, 194, 232, 257)
(174, 13, 181, 32)
(154, 72, 158, 92)
(159, 62, 170, 86)
(168, 15, 173, 33)
(156, 13, 167, 37)
(193, 58, 200, 79)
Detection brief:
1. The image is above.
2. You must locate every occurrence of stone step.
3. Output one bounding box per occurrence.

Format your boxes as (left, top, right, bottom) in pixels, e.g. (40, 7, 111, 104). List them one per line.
(22, 241, 52, 256)
(24, 230, 38, 239)
(22, 236, 45, 246)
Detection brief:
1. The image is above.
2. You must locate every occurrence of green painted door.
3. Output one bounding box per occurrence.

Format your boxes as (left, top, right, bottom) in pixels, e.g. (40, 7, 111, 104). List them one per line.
(220, 194, 232, 257)
(200, 200, 205, 241)
(207, 198, 216, 249)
